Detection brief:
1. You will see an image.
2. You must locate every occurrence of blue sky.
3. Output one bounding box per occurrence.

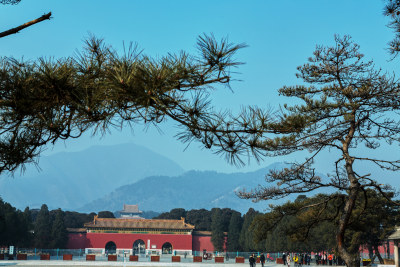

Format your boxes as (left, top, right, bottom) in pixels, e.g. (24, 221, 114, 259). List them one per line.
(1, 1, 399, 174)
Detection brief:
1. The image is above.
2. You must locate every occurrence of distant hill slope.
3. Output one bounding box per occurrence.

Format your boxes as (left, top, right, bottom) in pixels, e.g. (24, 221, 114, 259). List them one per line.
(0, 143, 184, 210)
(78, 163, 288, 214)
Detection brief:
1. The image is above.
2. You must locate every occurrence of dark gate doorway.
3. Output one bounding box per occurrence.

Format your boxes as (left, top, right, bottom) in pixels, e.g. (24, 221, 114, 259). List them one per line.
(133, 239, 145, 255)
(105, 241, 117, 254)
(162, 242, 172, 254)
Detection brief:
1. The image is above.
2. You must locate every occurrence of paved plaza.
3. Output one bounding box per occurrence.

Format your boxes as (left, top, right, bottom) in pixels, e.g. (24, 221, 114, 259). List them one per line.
(0, 259, 279, 267)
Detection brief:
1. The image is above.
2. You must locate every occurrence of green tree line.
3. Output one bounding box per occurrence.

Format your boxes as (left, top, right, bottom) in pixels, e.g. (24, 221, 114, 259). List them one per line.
(157, 193, 399, 256)
(0, 199, 96, 249)
(1, 195, 398, 253)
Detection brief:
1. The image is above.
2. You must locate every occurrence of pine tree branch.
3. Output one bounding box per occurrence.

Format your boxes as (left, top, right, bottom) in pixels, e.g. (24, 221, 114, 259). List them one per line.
(0, 12, 51, 39)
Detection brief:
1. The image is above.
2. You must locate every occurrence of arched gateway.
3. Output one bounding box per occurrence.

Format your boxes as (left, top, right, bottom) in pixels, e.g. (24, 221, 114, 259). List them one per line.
(133, 239, 145, 254)
(162, 242, 172, 254)
(105, 241, 116, 254)
(77, 215, 196, 254)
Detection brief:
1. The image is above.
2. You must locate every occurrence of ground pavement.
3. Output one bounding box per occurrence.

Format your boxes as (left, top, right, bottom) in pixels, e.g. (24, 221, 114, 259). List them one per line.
(0, 259, 280, 267)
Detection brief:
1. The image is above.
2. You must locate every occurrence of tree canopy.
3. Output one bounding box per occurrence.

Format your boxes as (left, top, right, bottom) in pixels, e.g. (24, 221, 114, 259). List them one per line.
(97, 211, 115, 218)
(0, 34, 246, 174)
(227, 35, 400, 267)
(34, 204, 51, 248)
(384, 0, 400, 56)
(0, 197, 32, 246)
(211, 208, 225, 251)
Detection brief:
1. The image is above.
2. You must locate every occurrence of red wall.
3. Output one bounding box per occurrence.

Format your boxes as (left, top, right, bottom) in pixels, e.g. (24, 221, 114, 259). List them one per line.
(84, 232, 192, 250)
(192, 235, 227, 252)
(360, 241, 395, 255)
(67, 233, 90, 249)
(192, 235, 215, 252)
(68, 232, 227, 253)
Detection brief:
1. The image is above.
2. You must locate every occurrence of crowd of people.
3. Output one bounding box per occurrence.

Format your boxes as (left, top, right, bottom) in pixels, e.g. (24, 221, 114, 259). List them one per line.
(281, 252, 342, 267)
(247, 251, 343, 267)
(249, 253, 269, 267)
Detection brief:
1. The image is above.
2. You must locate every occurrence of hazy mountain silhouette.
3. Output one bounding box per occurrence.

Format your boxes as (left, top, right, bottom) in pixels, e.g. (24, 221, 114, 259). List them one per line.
(2, 142, 396, 214)
(0, 143, 184, 210)
(78, 163, 288, 214)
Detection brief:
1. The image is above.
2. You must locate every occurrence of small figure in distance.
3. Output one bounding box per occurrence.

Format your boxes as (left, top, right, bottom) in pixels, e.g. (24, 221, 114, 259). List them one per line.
(260, 253, 266, 267)
(249, 253, 256, 267)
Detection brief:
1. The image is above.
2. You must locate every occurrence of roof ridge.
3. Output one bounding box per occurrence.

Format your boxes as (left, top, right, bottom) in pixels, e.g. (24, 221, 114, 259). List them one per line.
(87, 217, 195, 230)
(97, 218, 184, 222)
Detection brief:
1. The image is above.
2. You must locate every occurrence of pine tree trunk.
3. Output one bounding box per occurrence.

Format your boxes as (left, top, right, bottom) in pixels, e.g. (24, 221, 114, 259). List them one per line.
(337, 161, 361, 267)
(337, 132, 361, 267)
(373, 244, 384, 264)
(367, 244, 374, 262)
(338, 252, 360, 267)
(387, 240, 391, 258)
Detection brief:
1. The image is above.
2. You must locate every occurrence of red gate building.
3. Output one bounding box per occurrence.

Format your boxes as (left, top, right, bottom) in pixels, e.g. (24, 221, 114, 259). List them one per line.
(67, 215, 218, 255)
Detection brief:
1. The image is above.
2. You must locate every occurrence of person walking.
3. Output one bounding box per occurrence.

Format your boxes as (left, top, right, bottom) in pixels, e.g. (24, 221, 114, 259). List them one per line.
(283, 252, 287, 265)
(287, 254, 291, 267)
(293, 253, 299, 267)
(306, 253, 311, 265)
(328, 254, 333, 266)
(260, 253, 266, 267)
(249, 254, 256, 267)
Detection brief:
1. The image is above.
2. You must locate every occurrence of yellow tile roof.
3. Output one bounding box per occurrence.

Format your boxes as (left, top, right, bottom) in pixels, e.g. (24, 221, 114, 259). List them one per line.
(85, 216, 195, 230)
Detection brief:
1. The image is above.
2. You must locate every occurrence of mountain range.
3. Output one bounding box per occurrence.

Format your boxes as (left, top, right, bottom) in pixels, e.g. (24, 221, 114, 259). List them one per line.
(1, 142, 396, 214)
(78, 164, 286, 214)
(0, 143, 184, 210)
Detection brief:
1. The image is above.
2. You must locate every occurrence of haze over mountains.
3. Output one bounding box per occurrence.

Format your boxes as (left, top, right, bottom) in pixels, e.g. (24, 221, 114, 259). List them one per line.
(1, 143, 397, 214)
(78, 166, 285, 214)
(0, 142, 285, 214)
(0, 143, 184, 210)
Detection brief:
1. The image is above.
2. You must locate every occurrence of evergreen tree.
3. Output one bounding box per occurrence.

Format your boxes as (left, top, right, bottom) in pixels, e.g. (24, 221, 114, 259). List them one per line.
(50, 209, 68, 249)
(261, 215, 291, 252)
(156, 208, 186, 220)
(227, 211, 243, 252)
(0, 35, 245, 175)
(220, 208, 234, 232)
(211, 208, 225, 252)
(97, 211, 115, 218)
(1, 200, 19, 245)
(20, 207, 33, 247)
(0, 200, 5, 245)
(186, 209, 211, 230)
(384, 0, 400, 56)
(239, 208, 260, 251)
(350, 190, 399, 264)
(64, 211, 95, 228)
(0, 199, 33, 247)
(196, 35, 400, 267)
(34, 204, 51, 248)
(258, 196, 336, 253)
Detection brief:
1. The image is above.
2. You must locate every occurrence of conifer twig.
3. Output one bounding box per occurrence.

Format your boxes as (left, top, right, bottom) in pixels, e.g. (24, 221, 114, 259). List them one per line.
(0, 12, 51, 38)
